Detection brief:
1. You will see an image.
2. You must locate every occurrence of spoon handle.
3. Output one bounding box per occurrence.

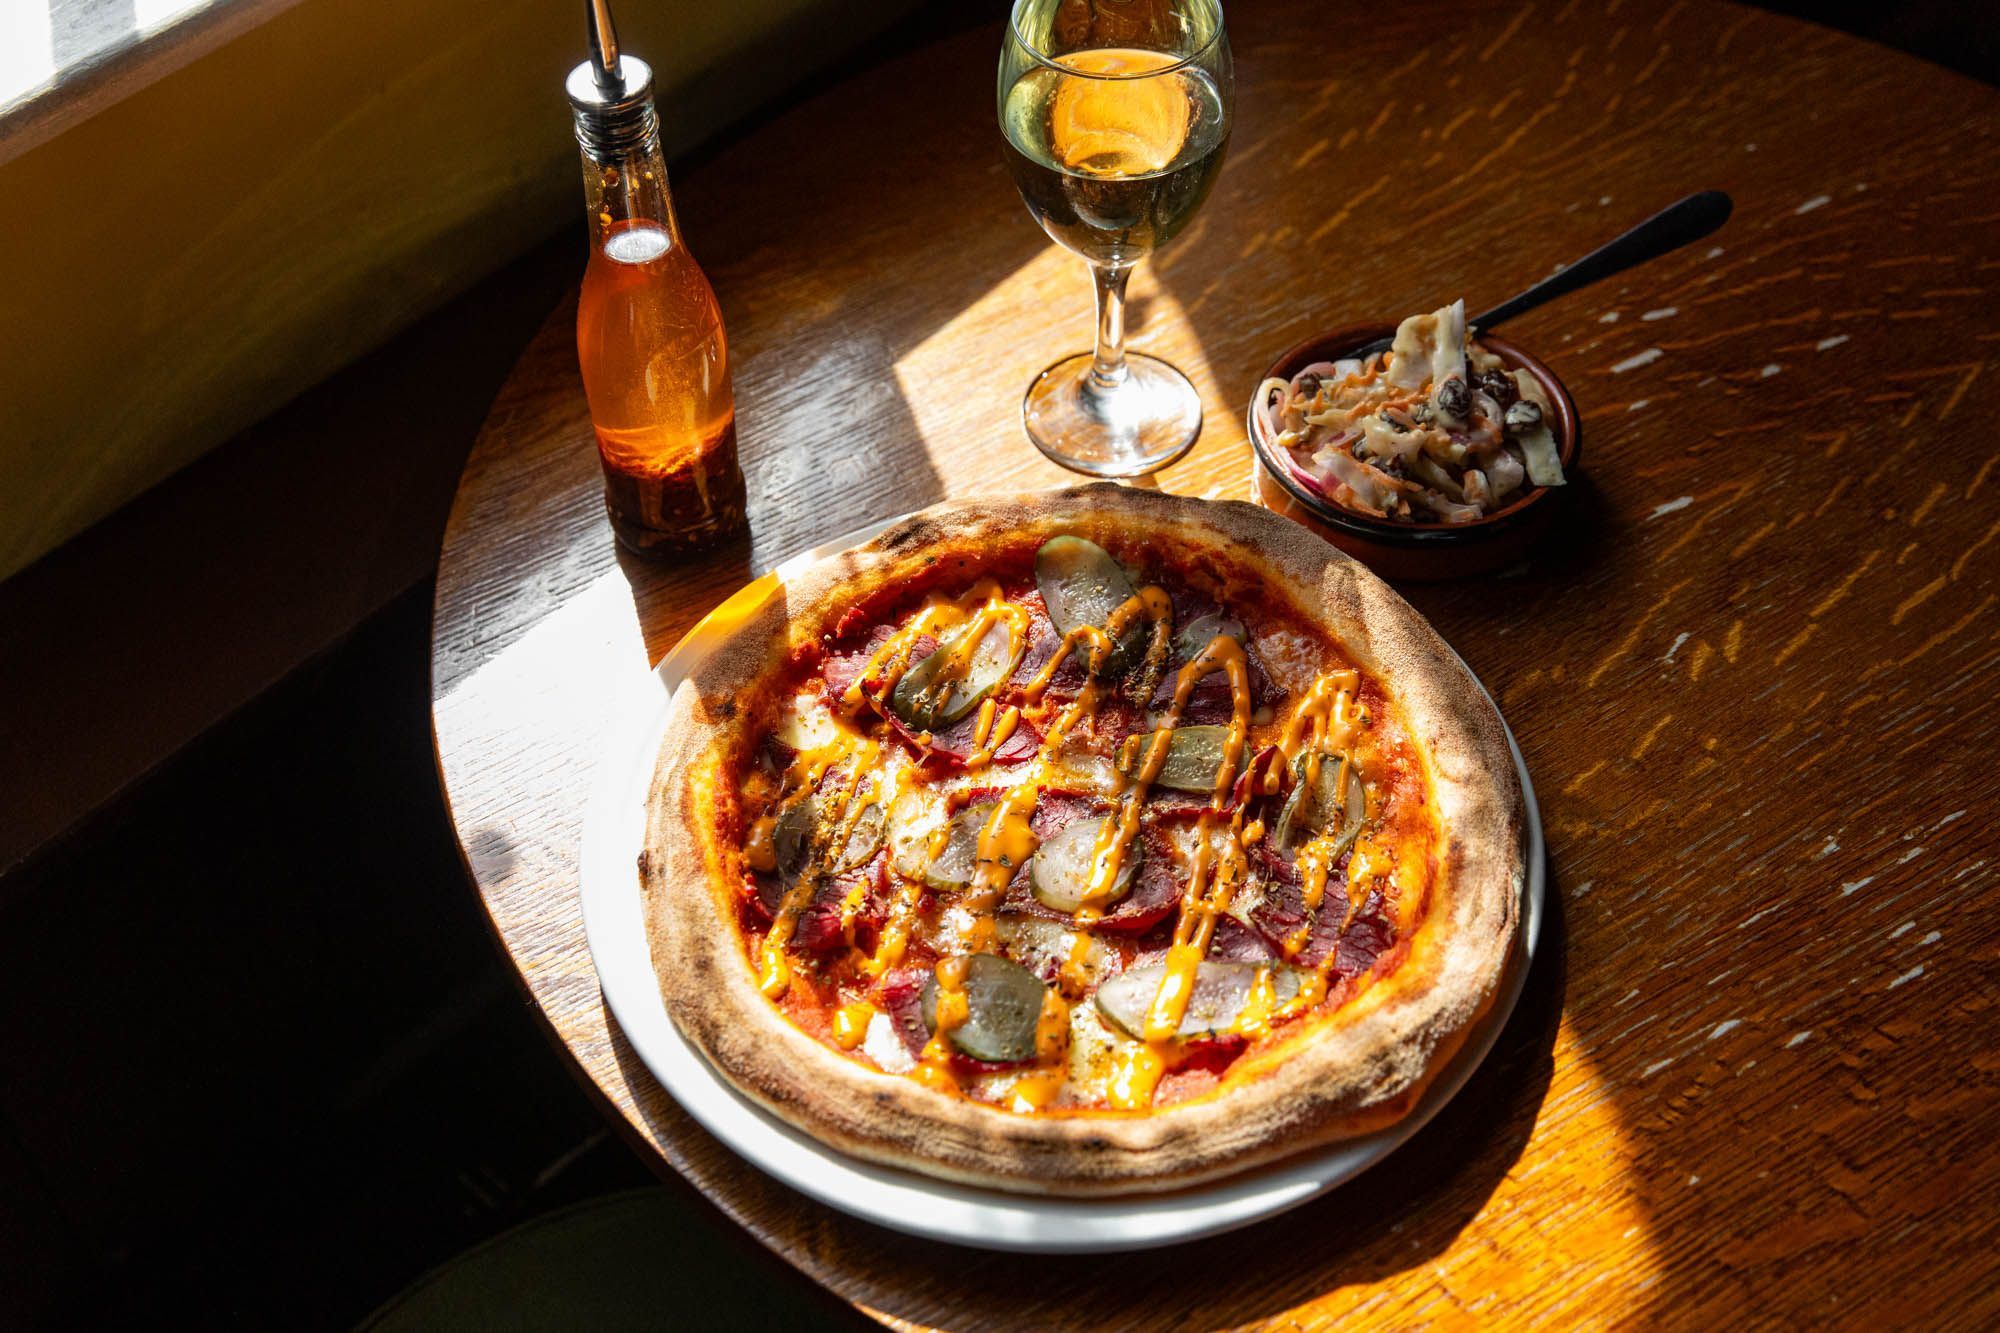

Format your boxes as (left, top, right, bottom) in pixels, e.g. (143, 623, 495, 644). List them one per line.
(1473, 190, 1733, 333)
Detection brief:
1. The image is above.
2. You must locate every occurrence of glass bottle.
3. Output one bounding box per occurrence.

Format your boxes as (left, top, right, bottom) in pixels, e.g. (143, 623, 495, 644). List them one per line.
(567, 6, 746, 556)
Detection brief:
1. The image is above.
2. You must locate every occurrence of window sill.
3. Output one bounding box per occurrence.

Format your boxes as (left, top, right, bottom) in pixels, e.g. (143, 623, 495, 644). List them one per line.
(0, 0, 303, 168)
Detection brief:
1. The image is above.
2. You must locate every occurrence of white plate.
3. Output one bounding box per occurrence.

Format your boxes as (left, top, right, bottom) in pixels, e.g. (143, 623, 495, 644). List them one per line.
(582, 518, 1546, 1254)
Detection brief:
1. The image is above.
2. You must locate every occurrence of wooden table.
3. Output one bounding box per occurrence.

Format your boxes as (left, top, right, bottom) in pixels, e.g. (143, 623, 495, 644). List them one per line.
(432, 3, 2000, 1325)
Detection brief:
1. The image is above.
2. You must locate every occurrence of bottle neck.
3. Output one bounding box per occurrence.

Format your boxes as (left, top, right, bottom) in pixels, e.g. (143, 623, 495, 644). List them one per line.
(576, 109, 679, 248)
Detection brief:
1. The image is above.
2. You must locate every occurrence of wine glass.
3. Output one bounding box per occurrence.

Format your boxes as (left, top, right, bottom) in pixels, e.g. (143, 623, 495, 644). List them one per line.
(999, 0, 1233, 477)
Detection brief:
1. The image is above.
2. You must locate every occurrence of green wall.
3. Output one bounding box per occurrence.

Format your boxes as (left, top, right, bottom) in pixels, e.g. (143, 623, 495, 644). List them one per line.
(0, 0, 918, 580)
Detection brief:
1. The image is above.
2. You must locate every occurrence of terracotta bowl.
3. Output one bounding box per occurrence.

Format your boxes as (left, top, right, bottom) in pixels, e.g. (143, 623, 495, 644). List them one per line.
(1246, 322, 1583, 581)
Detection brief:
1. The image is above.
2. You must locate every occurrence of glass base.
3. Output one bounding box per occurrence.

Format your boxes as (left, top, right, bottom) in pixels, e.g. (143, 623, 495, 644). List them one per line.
(1021, 351, 1202, 478)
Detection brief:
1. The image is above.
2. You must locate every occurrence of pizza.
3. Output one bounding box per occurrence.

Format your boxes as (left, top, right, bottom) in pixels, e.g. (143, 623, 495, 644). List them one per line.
(643, 485, 1522, 1195)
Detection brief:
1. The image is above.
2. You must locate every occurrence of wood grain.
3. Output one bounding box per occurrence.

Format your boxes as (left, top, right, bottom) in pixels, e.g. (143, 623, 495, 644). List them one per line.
(432, 3, 2000, 1326)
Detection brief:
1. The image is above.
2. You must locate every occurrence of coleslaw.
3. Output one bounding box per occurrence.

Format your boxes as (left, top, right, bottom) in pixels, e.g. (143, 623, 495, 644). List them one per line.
(1255, 300, 1565, 524)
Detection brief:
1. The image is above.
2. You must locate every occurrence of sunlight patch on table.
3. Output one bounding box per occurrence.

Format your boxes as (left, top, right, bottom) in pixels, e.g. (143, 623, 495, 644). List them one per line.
(890, 247, 1218, 478)
(1522, 1036, 1667, 1303)
(434, 566, 652, 775)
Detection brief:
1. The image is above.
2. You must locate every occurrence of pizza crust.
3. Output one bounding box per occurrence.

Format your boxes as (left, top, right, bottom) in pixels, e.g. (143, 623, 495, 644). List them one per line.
(642, 484, 1523, 1196)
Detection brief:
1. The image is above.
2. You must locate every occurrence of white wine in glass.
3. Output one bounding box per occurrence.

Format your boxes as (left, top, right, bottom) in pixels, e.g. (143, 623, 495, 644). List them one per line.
(999, 0, 1232, 476)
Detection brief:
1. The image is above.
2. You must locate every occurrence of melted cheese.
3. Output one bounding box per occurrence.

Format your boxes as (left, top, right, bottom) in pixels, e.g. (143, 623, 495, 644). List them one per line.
(861, 1012, 916, 1073)
(832, 1000, 875, 1050)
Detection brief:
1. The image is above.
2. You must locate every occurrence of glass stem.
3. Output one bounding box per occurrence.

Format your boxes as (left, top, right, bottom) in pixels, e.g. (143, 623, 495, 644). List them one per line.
(1086, 261, 1134, 395)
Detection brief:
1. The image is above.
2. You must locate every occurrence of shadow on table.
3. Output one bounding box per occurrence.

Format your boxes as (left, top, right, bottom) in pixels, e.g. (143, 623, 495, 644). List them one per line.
(617, 534, 761, 667)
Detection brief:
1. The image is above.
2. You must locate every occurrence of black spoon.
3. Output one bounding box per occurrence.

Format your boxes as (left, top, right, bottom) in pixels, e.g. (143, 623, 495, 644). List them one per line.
(1343, 190, 1733, 362)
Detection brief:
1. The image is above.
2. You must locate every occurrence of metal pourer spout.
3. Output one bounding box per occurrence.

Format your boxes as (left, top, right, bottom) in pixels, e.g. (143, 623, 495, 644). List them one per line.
(568, 0, 655, 157)
(587, 0, 623, 96)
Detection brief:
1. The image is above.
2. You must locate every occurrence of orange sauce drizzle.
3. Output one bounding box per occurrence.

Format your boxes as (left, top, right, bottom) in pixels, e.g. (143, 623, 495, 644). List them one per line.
(1123, 658, 1376, 1100)
(831, 773, 890, 942)
(912, 955, 969, 1093)
(1138, 636, 1254, 1047)
(863, 876, 925, 977)
(901, 589, 1168, 1098)
(1005, 989, 1075, 1112)
(755, 734, 877, 998)
(1236, 966, 1280, 1040)
(1275, 670, 1363, 958)
(965, 698, 1024, 770)
(1059, 923, 1100, 997)
(863, 780, 967, 978)
(838, 578, 1025, 726)
(1007, 1072, 1067, 1114)
(1270, 672, 1385, 1022)
(902, 601, 1028, 734)
(743, 815, 779, 872)
(1108, 1042, 1166, 1110)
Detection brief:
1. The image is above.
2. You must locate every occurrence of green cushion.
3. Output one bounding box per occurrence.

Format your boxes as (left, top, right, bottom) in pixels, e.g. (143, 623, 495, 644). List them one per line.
(358, 1188, 853, 1330)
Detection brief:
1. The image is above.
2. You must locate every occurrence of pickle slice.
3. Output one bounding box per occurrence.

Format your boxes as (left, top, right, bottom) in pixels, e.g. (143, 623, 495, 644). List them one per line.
(1028, 814, 1137, 913)
(888, 617, 1023, 731)
(890, 800, 997, 891)
(1272, 751, 1366, 856)
(775, 792, 884, 879)
(1034, 535, 1151, 672)
(1172, 613, 1246, 664)
(1094, 960, 1302, 1041)
(771, 798, 818, 884)
(1120, 724, 1230, 793)
(833, 799, 885, 871)
(920, 953, 1048, 1063)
